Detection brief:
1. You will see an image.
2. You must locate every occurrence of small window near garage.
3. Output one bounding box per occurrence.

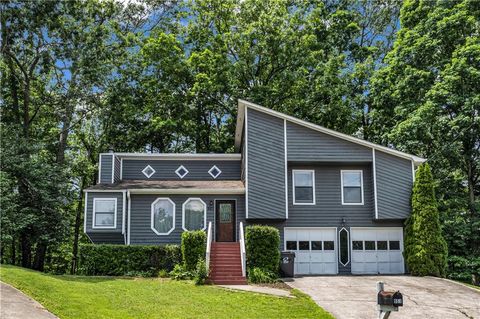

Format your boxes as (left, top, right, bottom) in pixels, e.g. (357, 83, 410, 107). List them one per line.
(299, 241, 310, 250)
(175, 165, 189, 179)
(182, 198, 206, 231)
(341, 170, 363, 205)
(286, 241, 297, 250)
(377, 241, 388, 250)
(352, 241, 363, 250)
(365, 241, 376, 250)
(151, 198, 175, 235)
(323, 241, 335, 250)
(339, 228, 349, 266)
(311, 241, 322, 250)
(93, 198, 116, 228)
(389, 241, 400, 250)
(208, 165, 222, 179)
(293, 170, 315, 205)
(142, 165, 156, 178)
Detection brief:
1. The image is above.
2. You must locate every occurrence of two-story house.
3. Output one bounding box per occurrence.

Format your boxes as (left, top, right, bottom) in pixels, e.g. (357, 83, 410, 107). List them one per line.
(84, 99, 424, 282)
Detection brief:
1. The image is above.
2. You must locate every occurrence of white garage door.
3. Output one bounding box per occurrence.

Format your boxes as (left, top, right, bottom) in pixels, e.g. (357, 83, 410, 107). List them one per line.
(351, 227, 404, 274)
(284, 228, 337, 275)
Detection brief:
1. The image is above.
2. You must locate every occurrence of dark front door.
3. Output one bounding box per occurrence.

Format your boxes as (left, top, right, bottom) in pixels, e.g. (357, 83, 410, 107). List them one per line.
(215, 200, 236, 242)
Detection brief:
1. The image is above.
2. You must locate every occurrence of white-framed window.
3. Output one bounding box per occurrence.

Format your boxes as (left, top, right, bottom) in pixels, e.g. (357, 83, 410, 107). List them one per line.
(292, 170, 315, 205)
(208, 165, 222, 179)
(339, 227, 350, 266)
(175, 165, 189, 179)
(182, 198, 206, 231)
(341, 170, 364, 205)
(92, 198, 117, 229)
(151, 198, 175, 235)
(142, 165, 156, 178)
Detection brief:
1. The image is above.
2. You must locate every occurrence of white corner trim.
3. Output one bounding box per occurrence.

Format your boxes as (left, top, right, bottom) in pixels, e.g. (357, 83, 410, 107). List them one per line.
(340, 170, 364, 205)
(127, 191, 131, 245)
(122, 191, 126, 234)
(98, 154, 102, 183)
(92, 197, 117, 229)
(175, 165, 189, 179)
(284, 119, 288, 218)
(208, 165, 222, 179)
(142, 165, 156, 178)
(292, 169, 316, 205)
(182, 197, 207, 231)
(83, 192, 88, 233)
(372, 149, 378, 219)
(339, 227, 350, 267)
(151, 197, 175, 235)
(411, 160, 415, 183)
(245, 106, 249, 219)
(120, 158, 123, 180)
(111, 154, 115, 184)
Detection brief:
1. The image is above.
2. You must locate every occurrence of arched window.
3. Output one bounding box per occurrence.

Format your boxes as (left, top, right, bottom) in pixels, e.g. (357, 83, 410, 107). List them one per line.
(182, 198, 206, 231)
(151, 198, 175, 235)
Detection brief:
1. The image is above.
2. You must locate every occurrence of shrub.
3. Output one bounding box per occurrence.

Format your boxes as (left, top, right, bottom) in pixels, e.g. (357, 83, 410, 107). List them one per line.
(78, 244, 181, 276)
(245, 225, 280, 275)
(447, 255, 480, 284)
(181, 230, 206, 271)
(404, 163, 448, 277)
(193, 259, 208, 285)
(170, 264, 194, 280)
(248, 267, 278, 284)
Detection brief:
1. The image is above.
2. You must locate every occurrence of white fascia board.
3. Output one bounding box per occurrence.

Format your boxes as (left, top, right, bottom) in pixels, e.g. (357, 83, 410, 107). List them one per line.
(114, 153, 241, 161)
(84, 189, 127, 193)
(235, 99, 426, 164)
(128, 188, 245, 195)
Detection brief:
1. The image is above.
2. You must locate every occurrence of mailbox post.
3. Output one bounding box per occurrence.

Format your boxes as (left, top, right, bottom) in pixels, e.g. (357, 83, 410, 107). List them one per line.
(376, 281, 403, 319)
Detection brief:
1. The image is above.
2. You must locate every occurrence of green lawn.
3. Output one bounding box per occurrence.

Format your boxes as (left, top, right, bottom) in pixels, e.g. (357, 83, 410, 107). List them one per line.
(0, 265, 333, 319)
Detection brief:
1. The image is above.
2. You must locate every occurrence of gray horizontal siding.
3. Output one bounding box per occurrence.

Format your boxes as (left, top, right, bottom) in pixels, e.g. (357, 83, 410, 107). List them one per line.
(287, 122, 372, 162)
(122, 160, 241, 180)
(86, 233, 124, 244)
(376, 151, 413, 219)
(100, 154, 113, 184)
(85, 192, 124, 233)
(247, 108, 286, 219)
(129, 194, 245, 245)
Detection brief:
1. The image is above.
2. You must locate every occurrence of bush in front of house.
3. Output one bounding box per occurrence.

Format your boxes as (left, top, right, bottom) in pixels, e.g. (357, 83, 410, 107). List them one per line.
(248, 267, 278, 284)
(181, 230, 206, 271)
(245, 225, 280, 279)
(78, 244, 181, 277)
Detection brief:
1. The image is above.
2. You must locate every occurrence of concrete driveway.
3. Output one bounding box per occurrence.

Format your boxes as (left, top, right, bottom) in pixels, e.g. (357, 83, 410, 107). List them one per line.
(286, 276, 480, 319)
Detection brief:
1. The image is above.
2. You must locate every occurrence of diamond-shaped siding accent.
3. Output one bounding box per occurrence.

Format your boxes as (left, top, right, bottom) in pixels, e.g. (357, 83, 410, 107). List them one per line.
(142, 165, 155, 178)
(208, 165, 222, 179)
(175, 165, 189, 179)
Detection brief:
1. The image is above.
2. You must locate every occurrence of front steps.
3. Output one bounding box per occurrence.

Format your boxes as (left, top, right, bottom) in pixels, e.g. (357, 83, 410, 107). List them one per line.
(209, 242, 247, 285)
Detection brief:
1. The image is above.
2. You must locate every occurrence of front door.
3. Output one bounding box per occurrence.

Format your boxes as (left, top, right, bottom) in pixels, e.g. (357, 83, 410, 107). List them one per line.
(215, 200, 236, 242)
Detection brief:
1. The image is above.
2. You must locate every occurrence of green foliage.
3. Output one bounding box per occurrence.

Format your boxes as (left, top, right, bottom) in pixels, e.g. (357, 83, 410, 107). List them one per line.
(447, 256, 480, 284)
(404, 164, 448, 277)
(181, 231, 206, 271)
(193, 259, 208, 285)
(245, 225, 280, 275)
(248, 267, 278, 284)
(78, 244, 181, 277)
(169, 264, 194, 280)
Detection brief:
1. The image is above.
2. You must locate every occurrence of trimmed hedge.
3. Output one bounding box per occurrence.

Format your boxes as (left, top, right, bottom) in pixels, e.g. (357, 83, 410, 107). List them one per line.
(245, 225, 280, 274)
(78, 244, 181, 276)
(181, 230, 206, 271)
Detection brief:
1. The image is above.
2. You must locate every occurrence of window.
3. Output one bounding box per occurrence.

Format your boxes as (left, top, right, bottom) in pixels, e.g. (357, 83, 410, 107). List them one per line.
(311, 241, 322, 250)
(389, 241, 400, 250)
(93, 198, 116, 229)
(175, 165, 189, 179)
(286, 241, 297, 250)
(339, 228, 349, 266)
(299, 241, 310, 250)
(352, 241, 363, 250)
(365, 241, 376, 250)
(293, 170, 315, 205)
(323, 241, 335, 250)
(377, 241, 388, 250)
(151, 198, 175, 235)
(341, 170, 364, 205)
(182, 198, 206, 231)
(142, 165, 155, 178)
(208, 165, 222, 179)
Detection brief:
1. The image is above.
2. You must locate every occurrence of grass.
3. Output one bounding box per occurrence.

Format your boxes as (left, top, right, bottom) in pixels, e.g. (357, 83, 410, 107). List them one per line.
(0, 265, 333, 319)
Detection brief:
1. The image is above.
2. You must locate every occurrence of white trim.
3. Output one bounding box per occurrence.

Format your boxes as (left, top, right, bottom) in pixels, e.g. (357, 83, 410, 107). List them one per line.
(151, 197, 176, 235)
(142, 165, 156, 178)
(114, 153, 241, 161)
(84, 189, 128, 193)
(122, 192, 126, 234)
(182, 198, 207, 231)
(235, 100, 426, 164)
(120, 158, 123, 180)
(92, 198, 117, 229)
(341, 170, 364, 205)
(127, 191, 131, 245)
(411, 160, 415, 183)
(208, 165, 222, 179)
(83, 192, 88, 233)
(98, 154, 102, 183)
(85, 188, 245, 195)
(292, 169, 316, 205)
(284, 119, 288, 218)
(111, 154, 115, 184)
(213, 199, 238, 241)
(245, 107, 249, 219)
(372, 149, 378, 219)
(338, 227, 350, 267)
(175, 165, 189, 179)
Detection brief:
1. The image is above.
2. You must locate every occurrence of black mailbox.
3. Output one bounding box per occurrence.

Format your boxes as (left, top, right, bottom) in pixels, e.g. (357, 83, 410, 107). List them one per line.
(378, 291, 403, 307)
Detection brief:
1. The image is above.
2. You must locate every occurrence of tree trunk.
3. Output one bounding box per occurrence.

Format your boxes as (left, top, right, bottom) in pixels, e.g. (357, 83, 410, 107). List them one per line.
(32, 243, 47, 271)
(71, 178, 85, 274)
(21, 232, 31, 268)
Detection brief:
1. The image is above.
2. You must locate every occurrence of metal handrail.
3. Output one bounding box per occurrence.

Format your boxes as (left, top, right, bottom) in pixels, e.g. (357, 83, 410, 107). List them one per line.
(239, 222, 246, 277)
(205, 221, 213, 273)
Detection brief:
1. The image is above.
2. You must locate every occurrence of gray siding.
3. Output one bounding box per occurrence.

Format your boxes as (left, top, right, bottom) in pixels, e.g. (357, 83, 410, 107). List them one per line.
(122, 160, 241, 180)
(86, 233, 124, 244)
(247, 108, 286, 219)
(129, 194, 245, 245)
(100, 154, 113, 184)
(287, 122, 372, 162)
(376, 151, 413, 219)
(85, 192, 124, 234)
(114, 156, 121, 182)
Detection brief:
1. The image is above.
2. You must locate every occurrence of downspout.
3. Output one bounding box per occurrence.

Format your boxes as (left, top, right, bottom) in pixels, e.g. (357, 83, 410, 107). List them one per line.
(127, 190, 131, 245)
